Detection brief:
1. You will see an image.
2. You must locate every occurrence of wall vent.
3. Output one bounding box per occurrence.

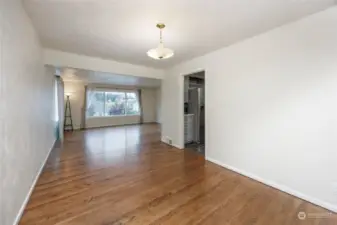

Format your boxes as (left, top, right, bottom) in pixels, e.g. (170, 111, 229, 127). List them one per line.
(164, 136, 172, 145)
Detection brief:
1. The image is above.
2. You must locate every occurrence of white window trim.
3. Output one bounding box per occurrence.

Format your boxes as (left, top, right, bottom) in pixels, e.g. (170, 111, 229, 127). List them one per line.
(86, 89, 140, 118)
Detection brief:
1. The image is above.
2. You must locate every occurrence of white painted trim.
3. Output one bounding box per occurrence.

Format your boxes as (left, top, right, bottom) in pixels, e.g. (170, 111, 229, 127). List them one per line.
(13, 140, 56, 225)
(179, 68, 206, 150)
(160, 137, 183, 149)
(173, 144, 184, 149)
(206, 157, 337, 213)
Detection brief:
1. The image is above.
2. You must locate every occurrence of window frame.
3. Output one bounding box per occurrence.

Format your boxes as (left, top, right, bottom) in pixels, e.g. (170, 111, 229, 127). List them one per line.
(86, 89, 140, 118)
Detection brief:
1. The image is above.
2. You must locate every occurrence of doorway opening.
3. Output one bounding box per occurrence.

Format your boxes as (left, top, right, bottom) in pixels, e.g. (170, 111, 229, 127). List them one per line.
(183, 71, 205, 155)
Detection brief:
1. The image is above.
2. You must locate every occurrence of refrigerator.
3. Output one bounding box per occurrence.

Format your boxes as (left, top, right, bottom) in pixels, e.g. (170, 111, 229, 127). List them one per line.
(188, 88, 205, 144)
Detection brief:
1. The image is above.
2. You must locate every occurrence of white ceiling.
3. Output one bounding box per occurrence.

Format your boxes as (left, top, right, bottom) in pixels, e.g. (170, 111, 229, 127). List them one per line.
(59, 67, 161, 88)
(24, 0, 335, 69)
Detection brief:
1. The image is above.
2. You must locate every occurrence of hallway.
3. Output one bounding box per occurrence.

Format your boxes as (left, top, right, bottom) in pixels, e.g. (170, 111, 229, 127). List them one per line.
(20, 124, 335, 225)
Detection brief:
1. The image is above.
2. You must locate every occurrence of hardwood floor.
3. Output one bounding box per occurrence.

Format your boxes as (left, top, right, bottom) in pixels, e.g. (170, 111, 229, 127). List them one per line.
(20, 124, 335, 225)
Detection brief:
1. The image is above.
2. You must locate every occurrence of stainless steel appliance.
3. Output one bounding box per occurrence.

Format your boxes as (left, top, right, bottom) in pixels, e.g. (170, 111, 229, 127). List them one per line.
(188, 88, 204, 144)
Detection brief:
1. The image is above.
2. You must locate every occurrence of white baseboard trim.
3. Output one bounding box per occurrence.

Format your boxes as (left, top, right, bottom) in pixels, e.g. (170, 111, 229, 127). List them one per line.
(206, 157, 337, 213)
(160, 138, 183, 149)
(172, 144, 183, 149)
(13, 140, 56, 225)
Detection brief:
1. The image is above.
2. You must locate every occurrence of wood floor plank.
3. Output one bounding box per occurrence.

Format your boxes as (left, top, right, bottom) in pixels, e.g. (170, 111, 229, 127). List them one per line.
(27, 154, 198, 209)
(149, 178, 241, 225)
(59, 168, 225, 225)
(195, 177, 262, 225)
(19, 124, 337, 225)
(22, 158, 205, 224)
(110, 172, 227, 225)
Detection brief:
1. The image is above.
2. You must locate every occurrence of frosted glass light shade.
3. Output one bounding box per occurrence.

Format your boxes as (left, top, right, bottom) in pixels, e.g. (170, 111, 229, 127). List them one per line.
(147, 43, 174, 60)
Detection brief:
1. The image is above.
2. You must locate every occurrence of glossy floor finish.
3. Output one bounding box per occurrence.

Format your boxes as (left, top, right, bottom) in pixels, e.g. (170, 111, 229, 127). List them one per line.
(20, 124, 336, 225)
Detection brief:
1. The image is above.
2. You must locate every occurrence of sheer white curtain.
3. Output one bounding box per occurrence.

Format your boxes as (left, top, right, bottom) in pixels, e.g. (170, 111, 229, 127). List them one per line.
(81, 85, 88, 129)
(137, 89, 143, 124)
(55, 76, 64, 140)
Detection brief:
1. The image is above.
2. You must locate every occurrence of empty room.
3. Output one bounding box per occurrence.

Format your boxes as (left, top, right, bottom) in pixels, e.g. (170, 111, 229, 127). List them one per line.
(1, 1, 337, 225)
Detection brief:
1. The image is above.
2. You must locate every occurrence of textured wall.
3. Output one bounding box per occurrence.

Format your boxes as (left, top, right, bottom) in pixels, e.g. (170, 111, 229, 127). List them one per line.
(0, 1, 55, 225)
(162, 7, 337, 211)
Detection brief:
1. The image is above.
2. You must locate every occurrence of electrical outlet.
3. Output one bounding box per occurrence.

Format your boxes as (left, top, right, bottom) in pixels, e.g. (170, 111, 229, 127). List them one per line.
(168, 139, 172, 145)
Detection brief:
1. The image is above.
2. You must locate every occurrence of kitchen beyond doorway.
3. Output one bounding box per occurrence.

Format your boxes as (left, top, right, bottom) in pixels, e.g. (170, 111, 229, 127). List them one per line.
(183, 71, 205, 155)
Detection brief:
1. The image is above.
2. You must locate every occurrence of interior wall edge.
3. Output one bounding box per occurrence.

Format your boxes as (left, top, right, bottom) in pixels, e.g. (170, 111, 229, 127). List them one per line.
(43, 48, 165, 80)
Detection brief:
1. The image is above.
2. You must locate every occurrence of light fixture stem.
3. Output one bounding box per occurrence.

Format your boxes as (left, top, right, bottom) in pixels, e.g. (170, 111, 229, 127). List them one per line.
(160, 29, 163, 43)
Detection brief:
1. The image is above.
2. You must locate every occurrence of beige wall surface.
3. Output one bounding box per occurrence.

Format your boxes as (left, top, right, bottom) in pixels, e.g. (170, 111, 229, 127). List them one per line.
(86, 115, 140, 128)
(0, 1, 55, 225)
(141, 89, 157, 123)
(64, 82, 85, 130)
(156, 88, 162, 124)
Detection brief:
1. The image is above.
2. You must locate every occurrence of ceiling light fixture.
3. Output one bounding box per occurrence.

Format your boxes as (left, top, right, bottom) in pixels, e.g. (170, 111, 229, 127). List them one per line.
(147, 23, 174, 60)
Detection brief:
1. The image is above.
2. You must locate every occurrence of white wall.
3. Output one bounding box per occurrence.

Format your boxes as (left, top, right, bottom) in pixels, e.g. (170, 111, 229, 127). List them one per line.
(86, 115, 140, 128)
(156, 88, 162, 124)
(44, 49, 165, 79)
(142, 89, 157, 123)
(0, 1, 55, 225)
(64, 81, 159, 129)
(64, 81, 85, 130)
(162, 6, 337, 212)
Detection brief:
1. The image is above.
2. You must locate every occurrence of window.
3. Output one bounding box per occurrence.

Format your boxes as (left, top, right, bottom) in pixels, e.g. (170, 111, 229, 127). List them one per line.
(86, 90, 140, 117)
